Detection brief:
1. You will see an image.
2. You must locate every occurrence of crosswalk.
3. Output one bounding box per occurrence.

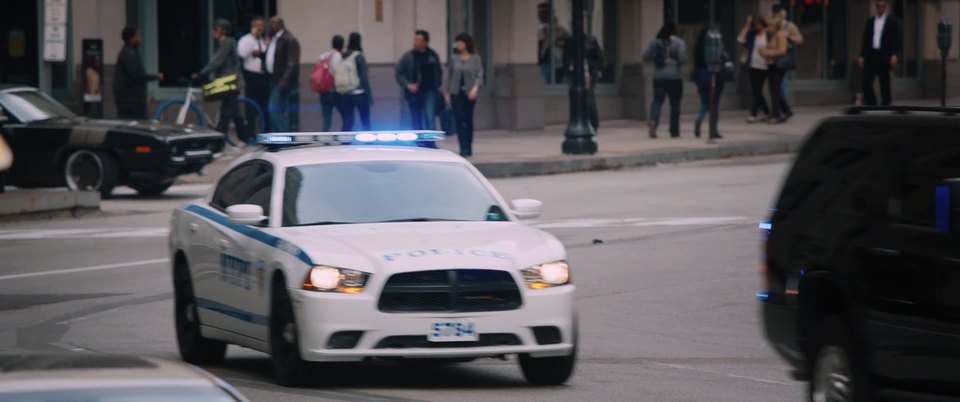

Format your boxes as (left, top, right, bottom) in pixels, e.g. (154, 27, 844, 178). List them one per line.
(0, 216, 751, 240)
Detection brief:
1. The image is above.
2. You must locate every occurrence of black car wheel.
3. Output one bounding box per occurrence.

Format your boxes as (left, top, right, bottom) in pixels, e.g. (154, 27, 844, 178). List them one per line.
(131, 180, 174, 196)
(174, 258, 227, 365)
(808, 316, 869, 402)
(519, 323, 577, 386)
(64, 149, 118, 198)
(271, 279, 310, 387)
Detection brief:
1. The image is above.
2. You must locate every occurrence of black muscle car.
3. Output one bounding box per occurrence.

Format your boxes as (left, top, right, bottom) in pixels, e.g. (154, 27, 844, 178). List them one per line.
(0, 86, 224, 197)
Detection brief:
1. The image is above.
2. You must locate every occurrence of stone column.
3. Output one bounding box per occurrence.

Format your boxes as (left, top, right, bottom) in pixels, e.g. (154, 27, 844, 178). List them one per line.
(490, 0, 544, 130)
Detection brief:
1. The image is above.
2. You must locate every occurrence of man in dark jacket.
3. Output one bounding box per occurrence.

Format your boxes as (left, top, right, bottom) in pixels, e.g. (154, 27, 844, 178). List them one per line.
(858, 0, 900, 106)
(193, 19, 247, 142)
(266, 16, 301, 132)
(395, 30, 443, 132)
(113, 26, 162, 120)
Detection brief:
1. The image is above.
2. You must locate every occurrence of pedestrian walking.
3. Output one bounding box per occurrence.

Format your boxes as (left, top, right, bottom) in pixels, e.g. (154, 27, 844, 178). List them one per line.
(692, 27, 730, 140)
(858, 0, 900, 106)
(192, 19, 248, 141)
(114, 26, 163, 120)
(643, 21, 686, 138)
(266, 16, 300, 132)
(336, 32, 373, 132)
(564, 26, 604, 130)
(761, 20, 792, 124)
(771, 4, 803, 117)
(738, 14, 771, 123)
(237, 15, 270, 132)
(314, 35, 344, 131)
(537, 2, 570, 84)
(443, 33, 483, 157)
(395, 30, 443, 134)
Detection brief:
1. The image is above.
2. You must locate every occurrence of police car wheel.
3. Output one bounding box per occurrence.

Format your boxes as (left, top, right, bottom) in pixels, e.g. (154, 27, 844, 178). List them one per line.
(808, 316, 869, 402)
(131, 180, 174, 196)
(174, 260, 227, 365)
(64, 149, 118, 198)
(270, 280, 309, 387)
(518, 340, 577, 386)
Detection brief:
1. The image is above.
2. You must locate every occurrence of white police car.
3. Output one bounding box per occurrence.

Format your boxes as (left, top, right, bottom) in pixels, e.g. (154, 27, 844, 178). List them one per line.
(168, 131, 576, 386)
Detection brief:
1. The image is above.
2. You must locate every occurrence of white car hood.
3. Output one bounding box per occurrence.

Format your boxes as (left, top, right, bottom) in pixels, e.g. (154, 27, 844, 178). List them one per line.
(276, 221, 565, 274)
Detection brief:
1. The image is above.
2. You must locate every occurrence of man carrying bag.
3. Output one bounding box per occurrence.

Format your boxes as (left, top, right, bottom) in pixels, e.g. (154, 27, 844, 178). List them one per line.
(193, 19, 248, 143)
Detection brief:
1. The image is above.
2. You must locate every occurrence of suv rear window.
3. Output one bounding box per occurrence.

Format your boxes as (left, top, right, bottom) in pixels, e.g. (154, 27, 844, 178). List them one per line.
(892, 130, 960, 227)
(776, 120, 899, 216)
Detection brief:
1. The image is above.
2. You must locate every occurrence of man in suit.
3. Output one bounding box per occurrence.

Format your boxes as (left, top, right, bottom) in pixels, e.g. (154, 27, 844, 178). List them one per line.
(858, 0, 900, 106)
(266, 16, 301, 132)
(114, 26, 163, 119)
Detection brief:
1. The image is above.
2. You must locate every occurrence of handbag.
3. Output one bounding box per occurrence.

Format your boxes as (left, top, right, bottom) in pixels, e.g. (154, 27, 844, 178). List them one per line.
(202, 73, 240, 102)
(775, 43, 797, 71)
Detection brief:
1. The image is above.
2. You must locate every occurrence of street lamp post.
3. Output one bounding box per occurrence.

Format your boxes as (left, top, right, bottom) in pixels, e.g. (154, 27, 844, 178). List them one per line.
(562, 0, 597, 155)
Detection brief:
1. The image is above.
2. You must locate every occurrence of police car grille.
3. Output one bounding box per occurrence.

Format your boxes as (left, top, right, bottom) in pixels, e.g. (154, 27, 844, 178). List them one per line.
(378, 269, 522, 313)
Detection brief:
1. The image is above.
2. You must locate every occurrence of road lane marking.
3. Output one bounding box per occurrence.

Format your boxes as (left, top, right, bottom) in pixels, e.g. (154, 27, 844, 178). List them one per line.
(653, 362, 794, 386)
(0, 258, 169, 281)
(530, 216, 751, 229)
(0, 228, 169, 240)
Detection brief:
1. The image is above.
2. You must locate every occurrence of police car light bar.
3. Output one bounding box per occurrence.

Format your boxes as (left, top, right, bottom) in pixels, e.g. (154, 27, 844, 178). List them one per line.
(256, 131, 445, 146)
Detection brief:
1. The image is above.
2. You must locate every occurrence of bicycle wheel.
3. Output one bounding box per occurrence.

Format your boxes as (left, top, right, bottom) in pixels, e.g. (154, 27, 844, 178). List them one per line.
(154, 99, 206, 128)
(239, 96, 266, 139)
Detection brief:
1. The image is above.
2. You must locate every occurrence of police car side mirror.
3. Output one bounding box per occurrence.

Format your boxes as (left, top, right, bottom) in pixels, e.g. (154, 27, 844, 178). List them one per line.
(226, 204, 267, 225)
(934, 179, 960, 234)
(511, 199, 543, 220)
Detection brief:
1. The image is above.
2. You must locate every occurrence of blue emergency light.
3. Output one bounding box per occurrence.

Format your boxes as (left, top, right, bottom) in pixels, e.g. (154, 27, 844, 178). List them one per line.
(255, 131, 445, 148)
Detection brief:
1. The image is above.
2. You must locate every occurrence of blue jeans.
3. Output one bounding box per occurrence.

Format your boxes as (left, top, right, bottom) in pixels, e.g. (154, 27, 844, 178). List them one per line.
(268, 86, 299, 132)
(695, 73, 725, 137)
(319, 92, 341, 132)
(650, 79, 683, 137)
(408, 90, 438, 130)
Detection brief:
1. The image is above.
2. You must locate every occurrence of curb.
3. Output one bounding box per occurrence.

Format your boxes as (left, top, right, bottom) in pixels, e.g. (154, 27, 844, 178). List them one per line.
(472, 138, 805, 178)
(0, 190, 101, 222)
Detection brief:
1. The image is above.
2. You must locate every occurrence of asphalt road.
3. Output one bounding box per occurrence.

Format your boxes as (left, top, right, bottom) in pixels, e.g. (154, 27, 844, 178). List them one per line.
(0, 155, 805, 401)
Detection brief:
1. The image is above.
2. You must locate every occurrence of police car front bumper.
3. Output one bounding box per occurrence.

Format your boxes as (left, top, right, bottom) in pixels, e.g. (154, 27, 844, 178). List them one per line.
(290, 285, 576, 362)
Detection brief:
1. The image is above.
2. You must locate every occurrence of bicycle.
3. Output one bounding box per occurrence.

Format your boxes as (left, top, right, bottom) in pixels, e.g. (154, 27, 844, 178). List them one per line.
(153, 79, 265, 147)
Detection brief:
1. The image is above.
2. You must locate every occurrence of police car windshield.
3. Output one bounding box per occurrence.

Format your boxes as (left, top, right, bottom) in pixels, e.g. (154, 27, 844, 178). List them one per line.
(282, 161, 505, 226)
(0, 90, 76, 123)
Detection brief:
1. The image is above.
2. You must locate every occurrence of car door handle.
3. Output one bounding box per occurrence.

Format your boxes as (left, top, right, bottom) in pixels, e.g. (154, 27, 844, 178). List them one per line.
(189, 223, 199, 233)
(871, 247, 902, 257)
(219, 239, 230, 250)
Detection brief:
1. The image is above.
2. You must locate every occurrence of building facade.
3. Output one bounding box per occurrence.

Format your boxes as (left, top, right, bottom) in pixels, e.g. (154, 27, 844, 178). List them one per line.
(3, 0, 960, 131)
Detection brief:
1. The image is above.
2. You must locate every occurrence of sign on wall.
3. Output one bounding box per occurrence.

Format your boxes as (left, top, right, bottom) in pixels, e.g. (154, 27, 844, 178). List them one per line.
(43, 0, 67, 62)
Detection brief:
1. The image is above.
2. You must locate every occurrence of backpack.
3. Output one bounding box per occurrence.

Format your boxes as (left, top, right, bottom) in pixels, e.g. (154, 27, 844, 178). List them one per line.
(335, 51, 361, 94)
(310, 51, 336, 94)
(654, 40, 669, 68)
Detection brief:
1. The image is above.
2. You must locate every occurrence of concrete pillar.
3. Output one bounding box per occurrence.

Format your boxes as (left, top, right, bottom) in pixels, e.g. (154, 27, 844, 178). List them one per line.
(490, 0, 544, 130)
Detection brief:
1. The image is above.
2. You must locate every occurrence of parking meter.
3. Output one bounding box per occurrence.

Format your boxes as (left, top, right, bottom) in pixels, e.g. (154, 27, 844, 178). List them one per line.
(938, 19, 953, 58)
(704, 29, 723, 72)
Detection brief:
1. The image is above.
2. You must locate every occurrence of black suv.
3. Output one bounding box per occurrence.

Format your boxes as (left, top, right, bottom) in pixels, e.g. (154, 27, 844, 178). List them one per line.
(761, 106, 960, 402)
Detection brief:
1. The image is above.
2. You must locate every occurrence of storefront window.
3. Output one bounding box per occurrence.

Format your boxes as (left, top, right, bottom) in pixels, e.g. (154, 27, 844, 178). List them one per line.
(538, 0, 616, 86)
(213, 0, 276, 43)
(892, 0, 918, 78)
(1, 1, 39, 86)
(663, 0, 737, 80)
(782, 0, 847, 80)
(157, 0, 206, 87)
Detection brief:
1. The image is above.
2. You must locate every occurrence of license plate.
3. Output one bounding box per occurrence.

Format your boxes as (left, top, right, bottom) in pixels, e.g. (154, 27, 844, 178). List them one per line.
(427, 321, 478, 342)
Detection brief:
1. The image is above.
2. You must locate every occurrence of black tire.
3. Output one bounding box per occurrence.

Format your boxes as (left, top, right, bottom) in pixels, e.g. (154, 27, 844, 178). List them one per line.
(64, 149, 118, 198)
(174, 258, 227, 365)
(131, 180, 174, 196)
(807, 316, 871, 402)
(519, 328, 577, 386)
(271, 279, 310, 387)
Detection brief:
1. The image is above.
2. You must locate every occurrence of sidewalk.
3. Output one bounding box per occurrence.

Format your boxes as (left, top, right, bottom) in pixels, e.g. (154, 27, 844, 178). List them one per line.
(181, 103, 844, 183)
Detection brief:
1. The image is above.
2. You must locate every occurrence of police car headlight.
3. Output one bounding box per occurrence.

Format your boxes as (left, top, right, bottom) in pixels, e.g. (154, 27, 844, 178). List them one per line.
(303, 266, 370, 293)
(521, 261, 570, 289)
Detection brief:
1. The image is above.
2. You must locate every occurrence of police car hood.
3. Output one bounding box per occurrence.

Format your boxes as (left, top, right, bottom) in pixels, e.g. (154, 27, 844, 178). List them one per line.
(281, 221, 565, 273)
